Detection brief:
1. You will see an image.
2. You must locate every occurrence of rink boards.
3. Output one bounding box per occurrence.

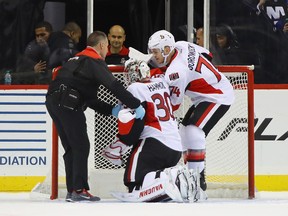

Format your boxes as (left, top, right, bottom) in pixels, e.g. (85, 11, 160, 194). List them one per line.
(0, 85, 288, 191)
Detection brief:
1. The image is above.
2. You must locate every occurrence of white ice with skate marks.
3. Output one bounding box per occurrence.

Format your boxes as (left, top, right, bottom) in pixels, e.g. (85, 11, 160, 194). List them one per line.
(1, 192, 288, 216)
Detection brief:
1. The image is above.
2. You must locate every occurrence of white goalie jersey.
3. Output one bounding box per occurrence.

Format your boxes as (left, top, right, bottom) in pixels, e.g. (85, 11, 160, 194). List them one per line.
(125, 76, 182, 152)
(165, 41, 235, 110)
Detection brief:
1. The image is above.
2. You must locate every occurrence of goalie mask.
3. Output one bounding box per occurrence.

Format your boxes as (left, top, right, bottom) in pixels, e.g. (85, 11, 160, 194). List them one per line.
(147, 30, 175, 67)
(124, 59, 151, 84)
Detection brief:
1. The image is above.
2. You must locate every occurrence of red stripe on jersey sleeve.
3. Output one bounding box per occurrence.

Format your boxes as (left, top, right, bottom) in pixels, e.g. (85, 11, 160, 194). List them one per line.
(187, 78, 223, 94)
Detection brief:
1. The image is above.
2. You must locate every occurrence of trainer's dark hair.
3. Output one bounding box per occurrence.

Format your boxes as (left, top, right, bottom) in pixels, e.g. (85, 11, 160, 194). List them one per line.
(87, 31, 107, 47)
(35, 21, 53, 33)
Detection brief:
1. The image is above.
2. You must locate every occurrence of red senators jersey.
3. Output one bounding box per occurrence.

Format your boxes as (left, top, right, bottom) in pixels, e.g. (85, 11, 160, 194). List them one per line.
(126, 76, 182, 152)
(165, 41, 235, 110)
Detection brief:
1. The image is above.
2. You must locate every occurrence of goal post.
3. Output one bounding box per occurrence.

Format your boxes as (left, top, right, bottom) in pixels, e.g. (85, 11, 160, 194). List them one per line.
(40, 65, 255, 200)
(217, 65, 255, 199)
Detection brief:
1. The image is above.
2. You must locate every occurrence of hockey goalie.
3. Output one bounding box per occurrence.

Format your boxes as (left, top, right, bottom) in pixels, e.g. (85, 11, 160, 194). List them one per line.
(103, 59, 201, 202)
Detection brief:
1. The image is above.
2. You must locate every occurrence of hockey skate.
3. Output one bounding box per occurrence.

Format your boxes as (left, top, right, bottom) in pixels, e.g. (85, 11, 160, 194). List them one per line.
(199, 170, 208, 200)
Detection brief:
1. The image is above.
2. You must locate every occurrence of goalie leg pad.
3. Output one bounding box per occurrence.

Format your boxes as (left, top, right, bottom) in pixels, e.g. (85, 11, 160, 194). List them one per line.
(111, 167, 202, 203)
(163, 166, 201, 202)
(111, 171, 183, 202)
(134, 171, 184, 202)
(111, 178, 179, 202)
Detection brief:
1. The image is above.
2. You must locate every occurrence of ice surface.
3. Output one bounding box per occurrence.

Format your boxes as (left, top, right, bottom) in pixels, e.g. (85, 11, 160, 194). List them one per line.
(0, 192, 288, 216)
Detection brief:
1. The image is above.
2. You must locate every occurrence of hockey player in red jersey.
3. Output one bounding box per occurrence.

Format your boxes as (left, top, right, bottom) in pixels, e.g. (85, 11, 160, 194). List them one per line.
(103, 60, 201, 202)
(147, 30, 235, 199)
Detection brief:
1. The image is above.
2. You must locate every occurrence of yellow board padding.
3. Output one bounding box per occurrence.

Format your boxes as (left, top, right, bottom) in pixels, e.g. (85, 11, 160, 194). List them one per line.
(206, 175, 288, 191)
(0, 176, 45, 191)
(207, 175, 247, 183)
(1, 175, 288, 191)
(255, 175, 288, 191)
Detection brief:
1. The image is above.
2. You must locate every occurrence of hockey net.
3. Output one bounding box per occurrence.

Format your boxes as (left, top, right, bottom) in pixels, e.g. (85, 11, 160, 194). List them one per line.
(30, 65, 255, 200)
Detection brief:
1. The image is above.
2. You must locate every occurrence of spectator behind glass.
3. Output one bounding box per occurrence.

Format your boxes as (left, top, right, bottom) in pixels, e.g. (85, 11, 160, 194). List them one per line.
(211, 24, 251, 65)
(243, 0, 288, 83)
(15, 21, 53, 84)
(257, 0, 288, 32)
(48, 22, 82, 69)
(276, 17, 288, 36)
(196, 27, 204, 47)
(283, 18, 288, 37)
(105, 25, 129, 65)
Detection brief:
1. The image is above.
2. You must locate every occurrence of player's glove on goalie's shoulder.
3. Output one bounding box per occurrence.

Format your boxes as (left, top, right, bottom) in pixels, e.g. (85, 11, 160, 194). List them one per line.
(135, 105, 145, 120)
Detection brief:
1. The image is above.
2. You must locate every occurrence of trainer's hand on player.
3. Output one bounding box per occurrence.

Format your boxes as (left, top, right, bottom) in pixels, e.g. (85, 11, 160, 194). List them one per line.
(134, 105, 145, 120)
(112, 104, 121, 117)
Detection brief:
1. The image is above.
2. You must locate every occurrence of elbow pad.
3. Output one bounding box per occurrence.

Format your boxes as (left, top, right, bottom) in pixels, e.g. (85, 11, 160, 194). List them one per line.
(118, 108, 136, 135)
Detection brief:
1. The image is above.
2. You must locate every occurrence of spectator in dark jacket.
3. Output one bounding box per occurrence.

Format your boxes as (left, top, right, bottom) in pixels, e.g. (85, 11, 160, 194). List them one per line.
(16, 21, 53, 84)
(48, 22, 82, 69)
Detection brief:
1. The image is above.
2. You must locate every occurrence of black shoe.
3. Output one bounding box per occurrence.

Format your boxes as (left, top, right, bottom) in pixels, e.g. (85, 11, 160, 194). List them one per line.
(71, 189, 101, 202)
(65, 192, 72, 202)
(200, 170, 207, 191)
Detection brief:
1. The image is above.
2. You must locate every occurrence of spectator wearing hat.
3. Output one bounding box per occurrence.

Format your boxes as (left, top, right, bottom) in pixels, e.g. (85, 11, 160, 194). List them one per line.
(210, 24, 243, 65)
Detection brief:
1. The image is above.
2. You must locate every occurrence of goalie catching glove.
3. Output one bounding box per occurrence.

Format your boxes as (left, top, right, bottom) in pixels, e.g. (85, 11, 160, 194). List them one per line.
(102, 136, 131, 166)
(103, 108, 138, 165)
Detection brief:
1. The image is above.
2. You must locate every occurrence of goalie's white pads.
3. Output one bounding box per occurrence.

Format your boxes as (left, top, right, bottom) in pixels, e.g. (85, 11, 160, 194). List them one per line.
(102, 137, 131, 166)
(111, 180, 178, 202)
(111, 171, 183, 202)
(164, 166, 200, 202)
(111, 166, 200, 202)
(128, 47, 153, 63)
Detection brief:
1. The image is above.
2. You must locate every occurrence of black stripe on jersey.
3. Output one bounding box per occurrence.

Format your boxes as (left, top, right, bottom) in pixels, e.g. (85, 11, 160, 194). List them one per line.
(181, 102, 230, 136)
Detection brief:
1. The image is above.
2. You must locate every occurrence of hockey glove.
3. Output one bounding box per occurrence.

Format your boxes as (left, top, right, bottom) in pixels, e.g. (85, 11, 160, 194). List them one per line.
(102, 137, 131, 166)
(134, 105, 145, 120)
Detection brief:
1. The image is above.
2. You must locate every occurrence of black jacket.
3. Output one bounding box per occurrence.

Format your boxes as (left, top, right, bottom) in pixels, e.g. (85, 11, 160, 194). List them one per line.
(47, 47, 141, 115)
